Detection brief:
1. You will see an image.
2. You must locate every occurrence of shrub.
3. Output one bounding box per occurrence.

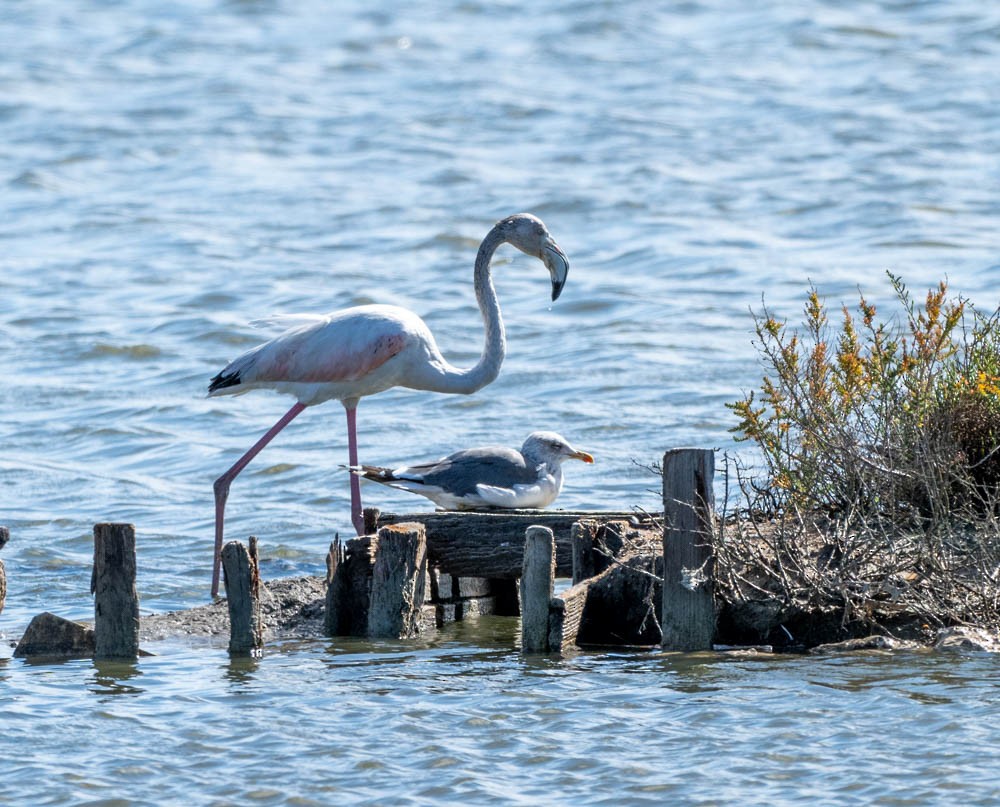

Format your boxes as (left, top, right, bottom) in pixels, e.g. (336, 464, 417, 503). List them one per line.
(716, 276, 1000, 641)
(728, 274, 1000, 524)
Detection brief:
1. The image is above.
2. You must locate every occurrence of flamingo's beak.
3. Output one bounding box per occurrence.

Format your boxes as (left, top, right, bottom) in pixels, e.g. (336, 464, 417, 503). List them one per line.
(544, 241, 569, 301)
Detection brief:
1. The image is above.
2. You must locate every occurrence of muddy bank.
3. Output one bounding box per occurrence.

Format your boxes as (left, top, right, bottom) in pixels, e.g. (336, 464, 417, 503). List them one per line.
(140, 576, 327, 643)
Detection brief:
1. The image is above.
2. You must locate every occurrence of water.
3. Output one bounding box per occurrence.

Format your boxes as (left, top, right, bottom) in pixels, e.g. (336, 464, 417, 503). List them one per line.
(2, 0, 1000, 802)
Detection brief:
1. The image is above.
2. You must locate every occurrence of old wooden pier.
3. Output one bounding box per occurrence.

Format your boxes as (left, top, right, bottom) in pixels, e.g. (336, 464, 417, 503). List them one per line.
(6, 448, 718, 660)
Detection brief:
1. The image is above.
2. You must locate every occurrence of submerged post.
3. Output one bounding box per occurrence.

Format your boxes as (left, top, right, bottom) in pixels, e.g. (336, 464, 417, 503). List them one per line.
(222, 537, 263, 655)
(520, 525, 555, 653)
(367, 524, 427, 639)
(661, 449, 716, 651)
(0, 526, 8, 617)
(92, 523, 140, 660)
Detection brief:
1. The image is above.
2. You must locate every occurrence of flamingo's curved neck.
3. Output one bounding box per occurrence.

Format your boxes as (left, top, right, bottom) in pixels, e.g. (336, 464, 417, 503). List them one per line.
(427, 224, 507, 394)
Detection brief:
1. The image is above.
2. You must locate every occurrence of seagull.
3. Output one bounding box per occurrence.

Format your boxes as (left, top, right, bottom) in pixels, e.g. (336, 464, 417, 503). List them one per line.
(207, 214, 569, 596)
(351, 431, 594, 510)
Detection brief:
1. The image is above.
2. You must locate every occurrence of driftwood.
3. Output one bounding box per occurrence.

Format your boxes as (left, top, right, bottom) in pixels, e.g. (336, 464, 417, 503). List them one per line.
(222, 538, 263, 655)
(374, 509, 643, 578)
(92, 523, 140, 660)
(521, 526, 555, 652)
(661, 449, 716, 651)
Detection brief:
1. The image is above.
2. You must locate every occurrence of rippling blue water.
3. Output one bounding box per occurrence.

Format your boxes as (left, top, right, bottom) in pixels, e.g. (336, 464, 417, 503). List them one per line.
(2, 0, 1000, 802)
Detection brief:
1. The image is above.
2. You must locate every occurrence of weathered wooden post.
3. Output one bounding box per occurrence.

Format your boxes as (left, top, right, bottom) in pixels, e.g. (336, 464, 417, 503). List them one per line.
(222, 537, 263, 655)
(363, 507, 381, 536)
(0, 526, 8, 617)
(520, 525, 555, 653)
(570, 520, 597, 584)
(92, 523, 140, 660)
(661, 449, 716, 651)
(323, 537, 344, 635)
(367, 524, 427, 639)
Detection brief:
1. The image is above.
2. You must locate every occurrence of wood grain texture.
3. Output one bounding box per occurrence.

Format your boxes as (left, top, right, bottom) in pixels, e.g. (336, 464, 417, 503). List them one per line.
(367, 524, 427, 639)
(520, 526, 555, 653)
(222, 539, 263, 654)
(375, 510, 641, 579)
(661, 449, 716, 651)
(92, 523, 140, 660)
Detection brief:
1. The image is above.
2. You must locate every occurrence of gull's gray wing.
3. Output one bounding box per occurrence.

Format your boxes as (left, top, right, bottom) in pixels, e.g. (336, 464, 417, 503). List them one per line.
(400, 446, 540, 497)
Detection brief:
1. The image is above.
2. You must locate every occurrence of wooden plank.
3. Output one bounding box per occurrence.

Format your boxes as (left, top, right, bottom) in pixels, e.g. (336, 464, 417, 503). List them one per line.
(520, 526, 555, 653)
(92, 523, 140, 660)
(376, 510, 641, 579)
(367, 524, 428, 639)
(661, 449, 716, 651)
(222, 538, 263, 655)
(548, 579, 591, 654)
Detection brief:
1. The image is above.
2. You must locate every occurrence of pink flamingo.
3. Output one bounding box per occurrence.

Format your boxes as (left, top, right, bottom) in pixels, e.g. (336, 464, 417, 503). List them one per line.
(207, 213, 569, 596)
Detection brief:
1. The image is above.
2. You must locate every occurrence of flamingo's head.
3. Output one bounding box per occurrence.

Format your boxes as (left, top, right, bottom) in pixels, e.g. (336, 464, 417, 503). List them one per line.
(499, 213, 570, 301)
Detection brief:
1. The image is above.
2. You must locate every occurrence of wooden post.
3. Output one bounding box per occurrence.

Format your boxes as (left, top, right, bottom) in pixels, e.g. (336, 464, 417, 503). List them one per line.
(363, 507, 381, 536)
(367, 524, 427, 639)
(520, 526, 555, 653)
(661, 449, 716, 651)
(325, 535, 377, 636)
(570, 520, 597, 584)
(0, 525, 7, 618)
(222, 537, 263, 655)
(92, 523, 140, 660)
(323, 537, 344, 636)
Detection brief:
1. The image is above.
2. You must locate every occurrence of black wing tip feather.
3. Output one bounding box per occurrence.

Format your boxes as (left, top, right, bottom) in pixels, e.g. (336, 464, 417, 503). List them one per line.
(208, 371, 242, 394)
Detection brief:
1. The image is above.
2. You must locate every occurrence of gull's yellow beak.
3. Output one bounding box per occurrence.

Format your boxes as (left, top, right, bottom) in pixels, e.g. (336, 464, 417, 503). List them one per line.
(570, 449, 594, 464)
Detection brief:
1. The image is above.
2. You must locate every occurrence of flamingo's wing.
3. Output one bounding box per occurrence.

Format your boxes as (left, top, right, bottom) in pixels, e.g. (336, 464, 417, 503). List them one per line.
(259, 326, 409, 384)
(210, 311, 411, 392)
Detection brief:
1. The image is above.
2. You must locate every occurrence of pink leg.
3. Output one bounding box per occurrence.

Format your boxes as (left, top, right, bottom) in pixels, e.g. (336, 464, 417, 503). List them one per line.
(346, 405, 365, 535)
(212, 402, 307, 597)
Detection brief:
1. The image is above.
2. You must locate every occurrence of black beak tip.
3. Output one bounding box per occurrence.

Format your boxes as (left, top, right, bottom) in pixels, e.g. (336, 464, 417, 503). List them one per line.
(551, 280, 565, 302)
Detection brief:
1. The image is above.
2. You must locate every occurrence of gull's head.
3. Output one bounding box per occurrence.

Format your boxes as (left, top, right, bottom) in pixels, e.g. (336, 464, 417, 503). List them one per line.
(498, 213, 569, 301)
(522, 431, 594, 467)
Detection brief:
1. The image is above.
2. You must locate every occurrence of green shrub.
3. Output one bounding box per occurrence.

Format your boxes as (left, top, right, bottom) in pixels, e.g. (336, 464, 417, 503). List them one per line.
(728, 274, 1000, 525)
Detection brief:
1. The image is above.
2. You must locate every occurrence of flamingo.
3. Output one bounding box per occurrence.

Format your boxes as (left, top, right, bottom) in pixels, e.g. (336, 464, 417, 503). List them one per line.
(207, 213, 569, 596)
(351, 431, 594, 510)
